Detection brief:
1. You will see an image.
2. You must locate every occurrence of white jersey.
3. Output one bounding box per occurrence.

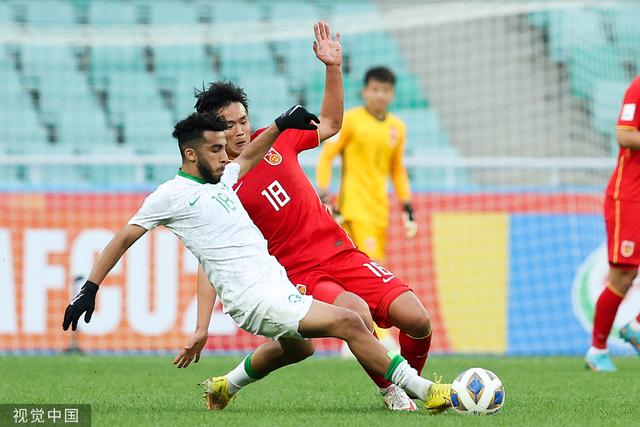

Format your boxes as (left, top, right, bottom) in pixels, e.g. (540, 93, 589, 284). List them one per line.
(129, 162, 305, 331)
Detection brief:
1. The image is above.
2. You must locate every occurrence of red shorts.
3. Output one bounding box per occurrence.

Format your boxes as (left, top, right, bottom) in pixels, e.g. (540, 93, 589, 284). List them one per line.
(288, 249, 412, 328)
(604, 196, 640, 268)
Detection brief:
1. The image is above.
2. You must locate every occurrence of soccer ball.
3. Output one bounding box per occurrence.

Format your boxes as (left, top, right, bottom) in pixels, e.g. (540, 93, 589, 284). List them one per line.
(450, 367, 505, 415)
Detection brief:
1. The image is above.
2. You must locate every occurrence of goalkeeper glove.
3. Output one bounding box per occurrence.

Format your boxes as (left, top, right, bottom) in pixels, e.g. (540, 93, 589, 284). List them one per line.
(402, 203, 418, 239)
(275, 105, 319, 131)
(62, 280, 99, 331)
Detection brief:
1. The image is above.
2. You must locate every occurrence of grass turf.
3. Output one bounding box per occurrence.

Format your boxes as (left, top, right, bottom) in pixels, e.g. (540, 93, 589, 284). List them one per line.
(0, 355, 638, 426)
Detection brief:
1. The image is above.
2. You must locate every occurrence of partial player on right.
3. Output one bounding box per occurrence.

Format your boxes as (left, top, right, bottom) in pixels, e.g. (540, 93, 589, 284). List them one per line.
(585, 75, 640, 372)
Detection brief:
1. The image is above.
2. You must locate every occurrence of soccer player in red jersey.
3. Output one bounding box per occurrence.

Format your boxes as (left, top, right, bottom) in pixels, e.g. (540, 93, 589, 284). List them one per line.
(585, 76, 640, 372)
(174, 22, 443, 412)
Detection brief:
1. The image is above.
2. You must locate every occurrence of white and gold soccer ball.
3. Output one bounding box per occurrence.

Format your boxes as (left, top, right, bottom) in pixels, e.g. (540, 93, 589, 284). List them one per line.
(450, 367, 505, 415)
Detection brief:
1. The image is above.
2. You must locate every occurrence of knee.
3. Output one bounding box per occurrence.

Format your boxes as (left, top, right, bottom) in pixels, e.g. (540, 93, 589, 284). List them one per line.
(333, 308, 369, 339)
(610, 268, 638, 294)
(335, 293, 373, 332)
(399, 309, 432, 338)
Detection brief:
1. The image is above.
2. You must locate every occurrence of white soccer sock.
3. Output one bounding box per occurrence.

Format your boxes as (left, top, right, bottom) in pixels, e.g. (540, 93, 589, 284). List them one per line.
(387, 358, 433, 401)
(227, 353, 263, 394)
(629, 318, 640, 332)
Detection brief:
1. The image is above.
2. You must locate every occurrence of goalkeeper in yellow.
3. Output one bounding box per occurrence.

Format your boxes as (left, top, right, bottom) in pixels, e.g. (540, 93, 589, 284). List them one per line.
(316, 66, 417, 262)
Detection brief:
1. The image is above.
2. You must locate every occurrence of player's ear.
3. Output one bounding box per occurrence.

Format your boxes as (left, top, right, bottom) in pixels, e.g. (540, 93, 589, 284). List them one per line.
(184, 147, 197, 162)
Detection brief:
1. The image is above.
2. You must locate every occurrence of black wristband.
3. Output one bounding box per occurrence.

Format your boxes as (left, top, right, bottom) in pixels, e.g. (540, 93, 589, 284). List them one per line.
(403, 203, 415, 221)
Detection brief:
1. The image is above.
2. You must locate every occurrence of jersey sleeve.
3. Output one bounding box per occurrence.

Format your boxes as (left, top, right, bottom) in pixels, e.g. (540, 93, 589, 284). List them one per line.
(315, 113, 352, 190)
(222, 162, 241, 187)
(290, 129, 321, 153)
(128, 190, 172, 231)
(390, 121, 411, 202)
(617, 78, 640, 130)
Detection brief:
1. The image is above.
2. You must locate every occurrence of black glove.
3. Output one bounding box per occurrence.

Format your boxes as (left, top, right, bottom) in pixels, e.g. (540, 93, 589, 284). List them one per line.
(62, 280, 99, 331)
(402, 203, 418, 239)
(275, 105, 319, 131)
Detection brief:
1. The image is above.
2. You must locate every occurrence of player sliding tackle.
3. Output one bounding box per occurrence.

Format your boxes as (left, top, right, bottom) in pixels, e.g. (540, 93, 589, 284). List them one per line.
(173, 21, 447, 413)
(62, 107, 449, 412)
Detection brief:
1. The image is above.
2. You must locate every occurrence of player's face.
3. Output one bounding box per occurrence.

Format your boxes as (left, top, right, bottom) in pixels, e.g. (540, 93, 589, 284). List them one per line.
(217, 102, 252, 160)
(363, 79, 395, 115)
(195, 130, 229, 184)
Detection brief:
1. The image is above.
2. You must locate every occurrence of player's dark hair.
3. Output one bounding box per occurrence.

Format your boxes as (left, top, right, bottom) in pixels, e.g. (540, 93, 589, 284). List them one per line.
(194, 80, 250, 114)
(364, 66, 396, 86)
(172, 113, 228, 158)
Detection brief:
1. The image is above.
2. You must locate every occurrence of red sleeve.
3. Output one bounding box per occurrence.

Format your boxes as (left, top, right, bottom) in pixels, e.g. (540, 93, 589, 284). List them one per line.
(617, 76, 640, 130)
(251, 128, 319, 153)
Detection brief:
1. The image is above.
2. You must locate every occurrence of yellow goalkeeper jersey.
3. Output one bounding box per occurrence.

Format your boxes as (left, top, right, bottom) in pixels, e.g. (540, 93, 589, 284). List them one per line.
(316, 106, 411, 228)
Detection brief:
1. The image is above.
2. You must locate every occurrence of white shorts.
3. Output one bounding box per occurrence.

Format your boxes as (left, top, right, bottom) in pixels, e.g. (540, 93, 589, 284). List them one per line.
(227, 265, 313, 340)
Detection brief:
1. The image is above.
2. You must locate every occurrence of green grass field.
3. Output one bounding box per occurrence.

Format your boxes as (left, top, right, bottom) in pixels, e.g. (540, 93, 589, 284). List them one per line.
(0, 355, 638, 426)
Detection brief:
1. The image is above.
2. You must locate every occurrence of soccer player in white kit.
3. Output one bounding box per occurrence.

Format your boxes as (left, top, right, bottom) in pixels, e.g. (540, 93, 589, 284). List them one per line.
(62, 107, 450, 412)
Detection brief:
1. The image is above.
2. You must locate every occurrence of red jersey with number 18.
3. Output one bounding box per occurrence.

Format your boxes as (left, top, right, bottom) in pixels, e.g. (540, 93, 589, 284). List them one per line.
(233, 128, 355, 276)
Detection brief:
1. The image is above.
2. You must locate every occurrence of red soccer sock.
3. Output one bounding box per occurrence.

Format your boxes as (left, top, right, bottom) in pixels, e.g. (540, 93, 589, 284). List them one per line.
(399, 331, 431, 375)
(592, 285, 624, 349)
(364, 330, 392, 389)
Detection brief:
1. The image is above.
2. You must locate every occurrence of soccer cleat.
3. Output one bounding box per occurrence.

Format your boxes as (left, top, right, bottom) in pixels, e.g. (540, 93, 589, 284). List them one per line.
(619, 324, 640, 355)
(584, 350, 617, 372)
(423, 375, 452, 414)
(380, 384, 418, 411)
(200, 376, 236, 410)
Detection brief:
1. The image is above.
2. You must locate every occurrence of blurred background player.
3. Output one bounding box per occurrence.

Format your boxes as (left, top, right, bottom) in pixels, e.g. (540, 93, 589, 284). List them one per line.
(315, 66, 418, 356)
(174, 22, 441, 412)
(585, 75, 640, 372)
(315, 66, 417, 263)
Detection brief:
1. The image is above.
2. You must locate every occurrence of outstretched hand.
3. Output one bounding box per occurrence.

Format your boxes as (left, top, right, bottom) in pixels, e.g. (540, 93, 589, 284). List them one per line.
(173, 329, 208, 368)
(313, 21, 342, 66)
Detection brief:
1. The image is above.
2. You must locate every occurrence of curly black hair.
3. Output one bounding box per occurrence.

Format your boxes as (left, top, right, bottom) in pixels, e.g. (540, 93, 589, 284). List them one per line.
(194, 80, 249, 114)
(172, 113, 228, 158)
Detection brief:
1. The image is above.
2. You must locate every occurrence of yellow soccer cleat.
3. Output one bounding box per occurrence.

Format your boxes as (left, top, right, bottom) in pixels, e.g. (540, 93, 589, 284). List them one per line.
(424, 376, 452, 414)
(200, 376, 236, 410)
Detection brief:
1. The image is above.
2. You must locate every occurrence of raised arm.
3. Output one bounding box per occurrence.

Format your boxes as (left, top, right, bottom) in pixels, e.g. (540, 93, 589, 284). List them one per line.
(173, 264, 217, 368)
(234, 105, 319, 178)
(62, 224, 147, 331)
(313, 21, 343, 141)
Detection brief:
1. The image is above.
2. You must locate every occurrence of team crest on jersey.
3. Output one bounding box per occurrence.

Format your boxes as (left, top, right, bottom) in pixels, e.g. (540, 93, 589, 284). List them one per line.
(620, 240, 635, 258)
(295, 284, 307, 295)
(264, 147, 282, 165)
(389, 126, 399, 147)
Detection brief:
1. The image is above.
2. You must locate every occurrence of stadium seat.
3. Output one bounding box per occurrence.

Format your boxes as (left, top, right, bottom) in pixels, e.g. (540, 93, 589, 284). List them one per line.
(56, 108, 116, 152)
(609, 7, 640, 47)
(20, 44, 78, 77)
(266, 2, 316, 22)
(144, 1, 198, 24)
(88, 1, 139, 26)
(408, 145, 469, 189)
(89, 46, 147, 82)
(209, 1, 262, 23)
(103, 71, 165, 116)
(237, 74, 294, 115)
(0, 94, 49, 154)
(120, 109, 176, 154)
(21, 0, 77, 25)
(0, 2, 16, 25)
(569, 45, 628, 100)
(395, 108, 449, 152)
(546, 9, 607, 62)
(153, 44, 212, 77)
(592, 80, 628, 137)
(343, 32, 409, 78)
(217, 40, 275, 80)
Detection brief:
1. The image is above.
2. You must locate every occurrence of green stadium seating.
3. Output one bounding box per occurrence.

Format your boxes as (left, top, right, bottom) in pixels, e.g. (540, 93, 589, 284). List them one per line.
(89, 46, 147, 83)
(144, 1, 197, 24)
(395, 108, 449, 152)
(209, 1, 262, 23)
(217, 41, 275, 79)
(546, 9, 606, 62)
(21, 0, 77, 25)
(569, 45, 629, 100)
(592, 80, 627, 137)
(88, 1, 138, 26)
